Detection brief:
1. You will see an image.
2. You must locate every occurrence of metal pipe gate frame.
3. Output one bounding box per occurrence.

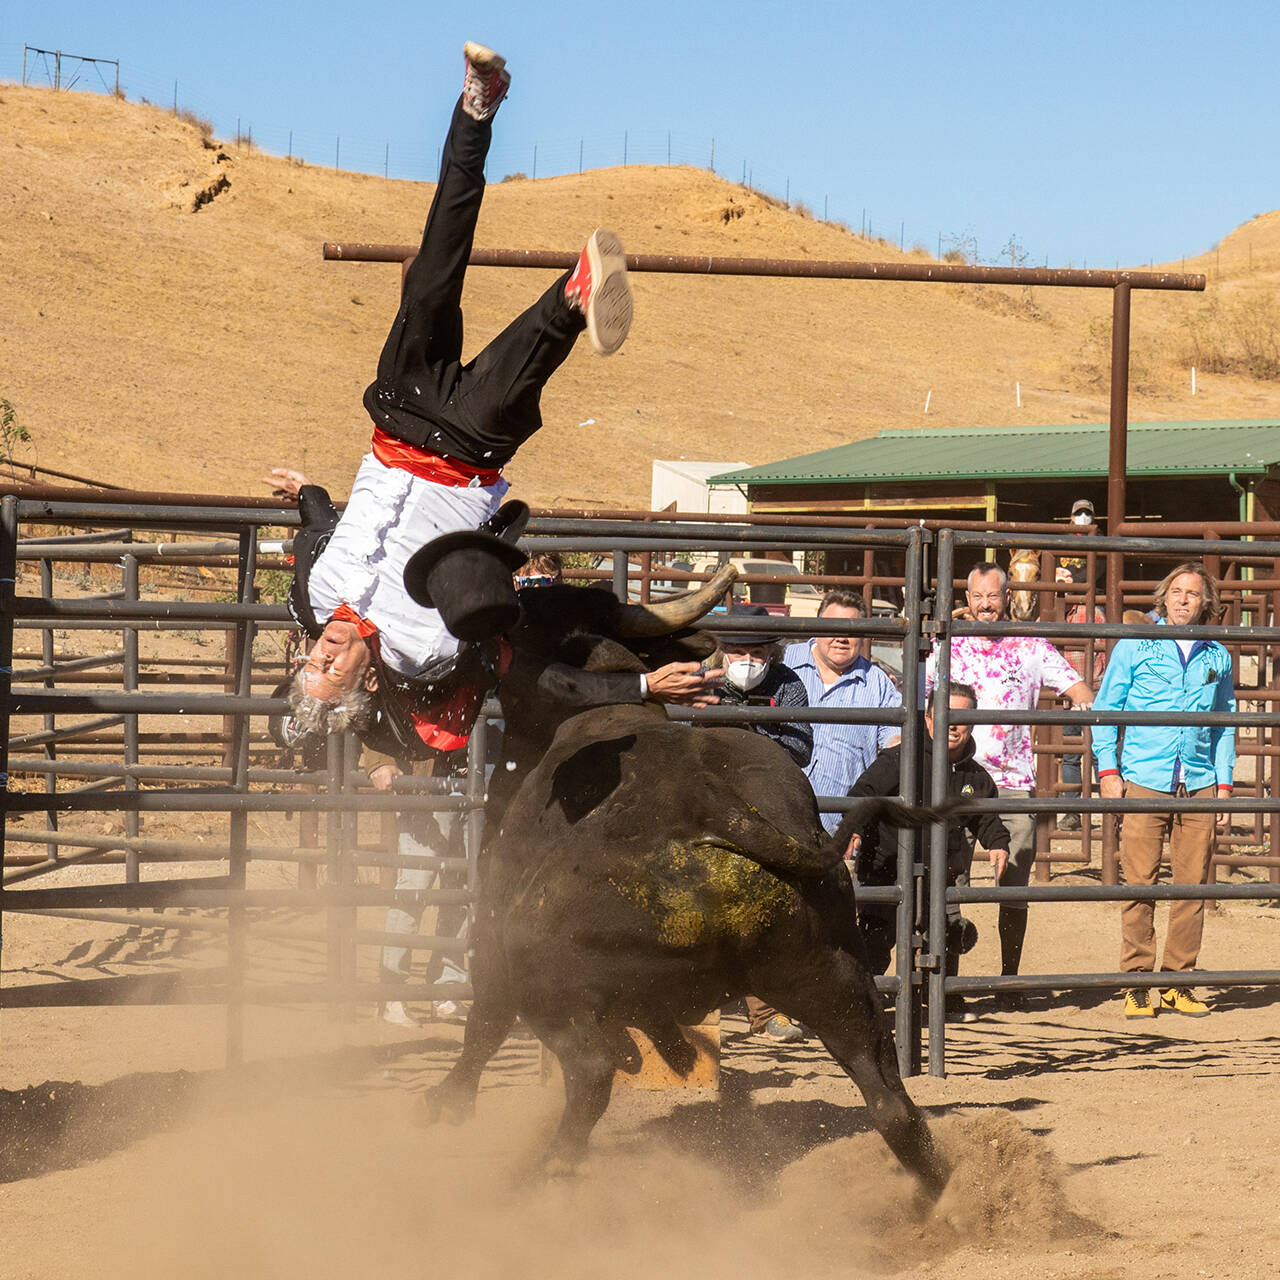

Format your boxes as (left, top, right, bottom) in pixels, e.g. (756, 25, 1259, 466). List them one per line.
(7, 242, 1278, 1082)
(3, 496, 1280, 1083)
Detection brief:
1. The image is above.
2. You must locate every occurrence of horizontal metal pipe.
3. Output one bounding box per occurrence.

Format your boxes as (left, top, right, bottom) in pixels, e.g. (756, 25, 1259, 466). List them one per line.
(6, 907, 468, 953)
(947, 969, 1280, 995)
(7, 715, 125, 748)
(322, 242, 1205, 291)
(0, 974, 474, 1009)
(952, 528, 1280, 557)
(11, 619, 295, 633)
(13, 597, 288, 621)
(9, 691, 287, 715)
(951, 618, 1276, 642)
(951, 882, 1280, 902)
(535, 508, 1085, 533)
(950, 707, 1255, 726)
(0, 882, 473, 910)
(1, 791, 477, 815)
(19, 539, 247, 559)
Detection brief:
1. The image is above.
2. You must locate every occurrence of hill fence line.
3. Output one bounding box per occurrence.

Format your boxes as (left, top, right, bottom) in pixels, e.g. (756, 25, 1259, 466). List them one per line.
(4, 44, 1220, 273)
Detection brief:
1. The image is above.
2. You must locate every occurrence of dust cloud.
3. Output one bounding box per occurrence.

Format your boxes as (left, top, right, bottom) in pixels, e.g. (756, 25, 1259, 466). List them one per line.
(67, 1067, 1099, 1280)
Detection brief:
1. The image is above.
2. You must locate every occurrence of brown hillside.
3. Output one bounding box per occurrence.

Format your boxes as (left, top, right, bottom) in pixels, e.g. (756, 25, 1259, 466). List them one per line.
(2, 84, 1279, 507)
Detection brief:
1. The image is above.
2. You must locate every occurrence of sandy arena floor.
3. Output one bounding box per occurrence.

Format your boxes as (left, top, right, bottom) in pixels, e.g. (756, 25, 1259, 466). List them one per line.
(2, 878, 1277, 1280)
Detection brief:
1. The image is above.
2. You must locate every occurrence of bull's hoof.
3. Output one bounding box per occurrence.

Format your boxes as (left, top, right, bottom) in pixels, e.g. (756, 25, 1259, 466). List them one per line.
(543, 1155, 581, 1179)
(416, 1087, 473, 1129)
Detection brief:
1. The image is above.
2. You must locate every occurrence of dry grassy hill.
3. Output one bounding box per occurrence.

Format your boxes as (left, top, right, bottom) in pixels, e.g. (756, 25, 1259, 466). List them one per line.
(3, 83, 1280, 507)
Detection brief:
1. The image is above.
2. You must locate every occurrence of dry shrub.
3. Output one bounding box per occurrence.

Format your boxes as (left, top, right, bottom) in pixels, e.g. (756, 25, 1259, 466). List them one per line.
(1183, 294, 1280, 379)
(1077, 316, 1153, 388)
(175, 106, 214, 139)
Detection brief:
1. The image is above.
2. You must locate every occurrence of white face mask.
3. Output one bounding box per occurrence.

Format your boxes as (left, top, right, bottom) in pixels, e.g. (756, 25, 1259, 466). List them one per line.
(725, 657, 770, 691)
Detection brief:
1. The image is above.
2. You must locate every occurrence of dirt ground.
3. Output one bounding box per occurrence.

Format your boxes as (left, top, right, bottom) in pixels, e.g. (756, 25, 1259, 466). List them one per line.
(2, 857, 1277, 1280)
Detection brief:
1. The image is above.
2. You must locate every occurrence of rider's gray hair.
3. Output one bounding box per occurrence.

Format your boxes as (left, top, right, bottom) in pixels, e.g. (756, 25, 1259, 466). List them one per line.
(286, 667, 375, 738)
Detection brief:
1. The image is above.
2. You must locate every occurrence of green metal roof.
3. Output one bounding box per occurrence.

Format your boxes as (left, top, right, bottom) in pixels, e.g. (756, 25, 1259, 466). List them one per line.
(705, 420, 1280, 488)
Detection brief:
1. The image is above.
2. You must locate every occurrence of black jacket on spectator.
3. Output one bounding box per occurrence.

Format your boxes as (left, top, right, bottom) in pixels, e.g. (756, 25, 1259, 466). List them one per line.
(848, 735, 1009, 887)
(715, 661, 812, 768)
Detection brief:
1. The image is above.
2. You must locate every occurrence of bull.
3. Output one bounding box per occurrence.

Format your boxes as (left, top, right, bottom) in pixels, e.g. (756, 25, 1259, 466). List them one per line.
(410, 558, 949, 1198)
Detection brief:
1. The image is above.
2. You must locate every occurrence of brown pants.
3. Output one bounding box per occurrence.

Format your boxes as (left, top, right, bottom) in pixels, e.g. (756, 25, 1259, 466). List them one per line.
(745, 996, 778, 1033)
(1120, 781, 1216, 973)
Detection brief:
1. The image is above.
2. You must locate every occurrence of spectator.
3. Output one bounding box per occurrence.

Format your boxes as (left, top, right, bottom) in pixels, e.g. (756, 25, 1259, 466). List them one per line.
(847, 684, 1010, 1023)
(784, 590, 902, 837)
(1093, 562, 1235, 1019)
(711, 604, 812, 768)
(927, 562, 1092, 1003)
(707, 604, 812, 1043)
(514, 551, 563, 590)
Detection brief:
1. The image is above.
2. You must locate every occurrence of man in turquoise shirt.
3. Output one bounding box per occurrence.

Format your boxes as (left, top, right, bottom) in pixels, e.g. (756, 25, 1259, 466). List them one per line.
(1093, 563, 1235, 1020)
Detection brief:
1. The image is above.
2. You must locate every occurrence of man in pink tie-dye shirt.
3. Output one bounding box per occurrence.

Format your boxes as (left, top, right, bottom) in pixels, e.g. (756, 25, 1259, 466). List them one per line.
(927, 562, 1092, 1004)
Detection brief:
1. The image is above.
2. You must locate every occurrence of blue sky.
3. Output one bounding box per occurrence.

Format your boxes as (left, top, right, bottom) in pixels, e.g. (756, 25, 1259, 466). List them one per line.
(3, 1, 1277, 268)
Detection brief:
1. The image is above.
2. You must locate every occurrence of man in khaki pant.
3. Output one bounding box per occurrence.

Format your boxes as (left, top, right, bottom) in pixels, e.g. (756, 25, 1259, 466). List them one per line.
(1093, 563, 1236, 1019)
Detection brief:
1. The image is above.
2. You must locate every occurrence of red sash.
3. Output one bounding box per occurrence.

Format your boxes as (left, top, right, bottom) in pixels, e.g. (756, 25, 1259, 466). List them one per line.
(371, 428, 503, 488)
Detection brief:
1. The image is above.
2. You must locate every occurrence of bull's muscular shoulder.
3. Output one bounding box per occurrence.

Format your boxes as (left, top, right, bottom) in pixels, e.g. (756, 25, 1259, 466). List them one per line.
(503, 707, 838, 877)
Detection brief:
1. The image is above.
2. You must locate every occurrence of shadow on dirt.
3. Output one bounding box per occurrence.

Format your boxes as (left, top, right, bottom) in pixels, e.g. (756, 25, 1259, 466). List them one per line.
(0, 1034, 456, 1183)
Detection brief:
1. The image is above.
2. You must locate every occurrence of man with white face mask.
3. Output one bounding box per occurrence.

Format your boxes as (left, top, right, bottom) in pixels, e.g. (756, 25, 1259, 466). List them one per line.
(709, 605, 812, 1043)
(712, 605, 811, 768)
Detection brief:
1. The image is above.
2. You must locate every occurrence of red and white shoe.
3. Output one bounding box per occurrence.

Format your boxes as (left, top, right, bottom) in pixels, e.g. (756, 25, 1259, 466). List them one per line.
(564, 228, 633, 355)
(462, 41, 509, 122)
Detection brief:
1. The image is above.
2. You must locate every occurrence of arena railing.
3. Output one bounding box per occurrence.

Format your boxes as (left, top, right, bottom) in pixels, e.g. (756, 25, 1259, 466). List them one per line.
(4, 494, 1280, 1081)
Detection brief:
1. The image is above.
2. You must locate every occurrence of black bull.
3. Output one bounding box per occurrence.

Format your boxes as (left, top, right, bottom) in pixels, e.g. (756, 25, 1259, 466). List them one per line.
(421, 569, 949, 1197)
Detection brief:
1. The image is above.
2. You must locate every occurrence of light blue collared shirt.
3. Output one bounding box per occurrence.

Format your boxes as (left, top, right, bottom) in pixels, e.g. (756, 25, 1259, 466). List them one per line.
(783, 642, 902, 834)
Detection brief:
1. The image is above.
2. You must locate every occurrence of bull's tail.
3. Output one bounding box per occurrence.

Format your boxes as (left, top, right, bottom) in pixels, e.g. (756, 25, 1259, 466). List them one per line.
(826, 795, 962, 862)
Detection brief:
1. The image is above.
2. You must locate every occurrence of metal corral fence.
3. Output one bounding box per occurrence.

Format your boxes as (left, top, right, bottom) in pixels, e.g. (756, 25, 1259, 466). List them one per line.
(2, 491, 1279, 1077)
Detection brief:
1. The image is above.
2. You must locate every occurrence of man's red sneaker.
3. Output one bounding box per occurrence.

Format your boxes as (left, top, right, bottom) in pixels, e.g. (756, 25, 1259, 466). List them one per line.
(462, 42, 509, 122)
(564, 228, 633, 355)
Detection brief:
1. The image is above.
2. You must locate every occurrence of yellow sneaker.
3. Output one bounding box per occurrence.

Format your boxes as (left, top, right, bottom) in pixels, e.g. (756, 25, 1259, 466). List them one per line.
(1123, 988, 1156, 1019)
(1161, 987, 1211, 1017)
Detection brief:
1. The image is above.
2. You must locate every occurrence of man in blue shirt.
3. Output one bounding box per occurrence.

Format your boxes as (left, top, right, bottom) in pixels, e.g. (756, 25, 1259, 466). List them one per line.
(1093, 563, 1235, 1020)
(784, 591, 902, 837)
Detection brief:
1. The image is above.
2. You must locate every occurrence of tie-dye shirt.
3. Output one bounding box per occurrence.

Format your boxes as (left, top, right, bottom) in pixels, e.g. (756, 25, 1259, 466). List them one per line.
(926, 636, 1081, 791)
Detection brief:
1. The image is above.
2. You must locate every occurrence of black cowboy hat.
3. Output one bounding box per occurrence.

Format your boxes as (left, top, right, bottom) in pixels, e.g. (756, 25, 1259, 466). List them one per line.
(403, 500, 529, 641)
(715, 603, 783, 647)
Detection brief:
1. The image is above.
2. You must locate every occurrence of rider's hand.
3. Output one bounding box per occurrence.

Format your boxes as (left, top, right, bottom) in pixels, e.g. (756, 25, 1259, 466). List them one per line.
(262, 467, 314, 501)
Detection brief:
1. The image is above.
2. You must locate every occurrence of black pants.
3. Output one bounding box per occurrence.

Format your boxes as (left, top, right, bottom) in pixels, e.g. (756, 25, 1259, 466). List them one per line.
(362, 99, 586, 469)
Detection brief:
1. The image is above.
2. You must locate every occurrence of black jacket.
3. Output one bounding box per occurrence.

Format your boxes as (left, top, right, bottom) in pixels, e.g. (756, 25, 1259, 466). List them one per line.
(714, 662, 812, 768)
(285, 484, 341, 639)
(848, 736, 1009, 886)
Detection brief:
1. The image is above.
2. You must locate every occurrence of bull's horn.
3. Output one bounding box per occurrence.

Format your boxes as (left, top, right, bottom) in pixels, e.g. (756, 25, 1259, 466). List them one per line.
(612, 564, 739, 636)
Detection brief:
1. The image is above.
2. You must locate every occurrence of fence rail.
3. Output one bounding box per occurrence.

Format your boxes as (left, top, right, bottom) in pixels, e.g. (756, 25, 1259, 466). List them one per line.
(2, 494, 1278, 1079)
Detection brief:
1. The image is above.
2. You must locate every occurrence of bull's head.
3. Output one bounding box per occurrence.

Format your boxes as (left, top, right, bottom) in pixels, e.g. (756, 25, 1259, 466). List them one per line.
(487, 564, 739, 796)
(511, 563, 738, 672)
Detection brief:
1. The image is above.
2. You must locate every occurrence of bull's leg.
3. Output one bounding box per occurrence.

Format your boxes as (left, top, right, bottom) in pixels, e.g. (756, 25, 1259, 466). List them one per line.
(420, 942, 517, 1127)
(755, 951, 949, 1199)
(538, 1017, 618, 1175)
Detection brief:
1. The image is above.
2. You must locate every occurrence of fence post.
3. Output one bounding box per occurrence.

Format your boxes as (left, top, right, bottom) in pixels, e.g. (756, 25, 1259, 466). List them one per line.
(0, 496, 19, 974)
(931, 524, 952, 1075)
(891, 526, 928, 1075)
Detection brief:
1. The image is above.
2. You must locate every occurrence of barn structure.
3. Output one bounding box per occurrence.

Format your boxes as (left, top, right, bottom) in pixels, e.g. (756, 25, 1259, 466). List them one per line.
(705, 418, 1280, 580)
